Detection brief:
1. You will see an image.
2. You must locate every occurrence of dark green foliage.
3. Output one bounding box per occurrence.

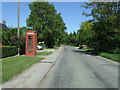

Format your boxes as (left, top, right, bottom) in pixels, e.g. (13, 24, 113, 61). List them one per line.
(26, 2, 66, 48)
(64, 31, 79, 46)
(79, 45, 83, 49)
(1, 27, 28, 55)
(80, 2, 120, 53)
(1, 46, 17, 58)
(78, 20, 95, 48)
(2, 28, 16, 45)
(10, 35, 26, 54)
(113, 47, 120, 54)
(60, 31, 69, 45)
(20, 27, 29, 35)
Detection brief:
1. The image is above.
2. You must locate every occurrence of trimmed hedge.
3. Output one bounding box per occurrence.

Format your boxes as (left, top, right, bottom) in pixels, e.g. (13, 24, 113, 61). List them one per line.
(0, 46, 17, 58)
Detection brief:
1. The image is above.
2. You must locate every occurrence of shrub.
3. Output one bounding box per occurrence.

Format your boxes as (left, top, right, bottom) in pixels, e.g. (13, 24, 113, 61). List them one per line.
(79, 45, 83, 49)
(10, 35, 26, 55)
(1, 46, 17, 58)
(113, 47, 120, 54)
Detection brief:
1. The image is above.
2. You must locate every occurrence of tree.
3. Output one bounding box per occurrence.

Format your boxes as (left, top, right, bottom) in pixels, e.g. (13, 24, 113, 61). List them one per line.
(26, 2, 66, 48)
(64, 31, 79, 46)
(1, 27, 27, 54)
(81, 2, 120, 53)
(78, 20, 94, 47)
(61, 31, 69, 45)
(20, 27, 29, 36)
(1, 28, 11, 45)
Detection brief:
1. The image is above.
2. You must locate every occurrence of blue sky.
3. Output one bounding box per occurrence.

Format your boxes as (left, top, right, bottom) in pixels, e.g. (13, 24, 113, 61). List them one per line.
(1, 2, 92, 33)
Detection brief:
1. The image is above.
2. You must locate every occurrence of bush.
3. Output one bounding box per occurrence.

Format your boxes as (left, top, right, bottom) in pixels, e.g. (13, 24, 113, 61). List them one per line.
(10, 35, 26, 55)
(79, 45, 83, 49)
(1, 46, 17, 58)
(113, 47, 120, 54)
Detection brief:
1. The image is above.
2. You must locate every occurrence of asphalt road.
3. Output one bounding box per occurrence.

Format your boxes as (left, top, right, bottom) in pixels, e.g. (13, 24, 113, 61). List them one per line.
(39, 46, 119, 88)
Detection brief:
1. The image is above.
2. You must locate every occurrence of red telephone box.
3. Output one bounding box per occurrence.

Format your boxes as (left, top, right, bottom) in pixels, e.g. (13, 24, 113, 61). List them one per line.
(26, 31, 37, 56)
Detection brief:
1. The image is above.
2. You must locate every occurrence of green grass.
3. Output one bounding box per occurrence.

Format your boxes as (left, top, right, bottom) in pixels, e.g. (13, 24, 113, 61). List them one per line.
(0, 56, 44, 84)
(37, 52, 52, 55)
(47, 47, 59, 50)
(99, 53, 120, 62)
(81, 48, 120, 62)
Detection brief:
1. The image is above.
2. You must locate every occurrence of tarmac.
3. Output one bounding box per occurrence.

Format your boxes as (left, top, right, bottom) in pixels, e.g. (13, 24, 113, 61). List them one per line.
(1, 47, 63, 88)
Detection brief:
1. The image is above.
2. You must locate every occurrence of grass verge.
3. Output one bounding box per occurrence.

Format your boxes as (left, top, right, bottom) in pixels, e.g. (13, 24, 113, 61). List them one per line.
(99, 53, 120, 62)
(0, 56, 44, 84)
(80, 48, 120, 62)
(47, 47, 59, 50)
(37, 52, 52, 55)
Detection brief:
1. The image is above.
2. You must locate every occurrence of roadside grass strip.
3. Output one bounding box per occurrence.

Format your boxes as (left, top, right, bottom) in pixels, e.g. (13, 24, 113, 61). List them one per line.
(81, 48, 120, 62)
(47, 47, 59, 50)
(99, 53, 120, 62)
(0, 56, 44, 84)
(37, 52, 52, 55)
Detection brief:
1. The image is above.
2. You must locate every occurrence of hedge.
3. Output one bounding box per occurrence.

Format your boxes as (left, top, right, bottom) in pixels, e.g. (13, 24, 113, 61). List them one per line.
(0, 46, 17, 58)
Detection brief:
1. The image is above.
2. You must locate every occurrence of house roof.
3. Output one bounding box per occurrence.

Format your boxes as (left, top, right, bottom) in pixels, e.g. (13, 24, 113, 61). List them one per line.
(0, 23, 7, 28)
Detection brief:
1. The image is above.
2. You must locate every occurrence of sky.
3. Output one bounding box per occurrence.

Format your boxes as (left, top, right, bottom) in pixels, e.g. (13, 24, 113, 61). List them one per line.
(1, 2, 92, 33)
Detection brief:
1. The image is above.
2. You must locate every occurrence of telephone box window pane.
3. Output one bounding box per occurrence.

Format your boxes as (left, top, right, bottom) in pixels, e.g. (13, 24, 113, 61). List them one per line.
(28, 36, 33, 53)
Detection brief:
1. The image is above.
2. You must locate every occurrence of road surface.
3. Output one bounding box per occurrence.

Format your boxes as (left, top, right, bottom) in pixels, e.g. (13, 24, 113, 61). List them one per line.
(39, 46, 119, 88)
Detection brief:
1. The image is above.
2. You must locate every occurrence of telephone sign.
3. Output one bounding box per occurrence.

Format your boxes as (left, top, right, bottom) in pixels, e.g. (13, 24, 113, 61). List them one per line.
(26, 31, 37, 56)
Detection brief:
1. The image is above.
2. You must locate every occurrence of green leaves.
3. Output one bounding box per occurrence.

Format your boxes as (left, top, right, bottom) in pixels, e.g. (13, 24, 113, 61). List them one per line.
(79, 20, 95, 47)
(27, 2, 66, 48)
(80, 2, 120, 53)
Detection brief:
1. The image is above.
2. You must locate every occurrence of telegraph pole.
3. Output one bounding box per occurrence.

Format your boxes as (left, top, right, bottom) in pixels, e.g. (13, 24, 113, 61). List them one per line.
(78, 29, 80, 47)
(17, 0, 20, 56)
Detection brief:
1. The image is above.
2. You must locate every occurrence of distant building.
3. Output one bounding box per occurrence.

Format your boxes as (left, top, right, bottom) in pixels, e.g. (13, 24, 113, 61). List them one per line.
(0, 20, 7, 28)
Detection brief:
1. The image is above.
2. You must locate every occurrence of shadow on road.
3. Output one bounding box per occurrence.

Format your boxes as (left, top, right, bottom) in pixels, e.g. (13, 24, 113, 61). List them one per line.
(72, 49, 99, 56)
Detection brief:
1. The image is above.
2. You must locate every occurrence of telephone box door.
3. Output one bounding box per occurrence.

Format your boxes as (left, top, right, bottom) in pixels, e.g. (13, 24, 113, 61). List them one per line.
(26, 31, 37, 56)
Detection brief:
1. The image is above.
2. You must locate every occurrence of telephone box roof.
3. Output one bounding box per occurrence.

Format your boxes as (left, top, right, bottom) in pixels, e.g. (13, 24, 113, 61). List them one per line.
(26, 30, 37, 33)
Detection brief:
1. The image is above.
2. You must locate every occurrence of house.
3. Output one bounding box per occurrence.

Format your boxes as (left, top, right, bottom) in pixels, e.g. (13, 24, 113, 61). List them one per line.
(0, 20, 7, 28)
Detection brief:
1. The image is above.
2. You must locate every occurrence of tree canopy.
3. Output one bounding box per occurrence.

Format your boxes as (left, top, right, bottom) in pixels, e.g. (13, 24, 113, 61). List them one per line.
(26, 2, 66, 48)
(79, 20, 95, 47)
(80, 2, 120, 53)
